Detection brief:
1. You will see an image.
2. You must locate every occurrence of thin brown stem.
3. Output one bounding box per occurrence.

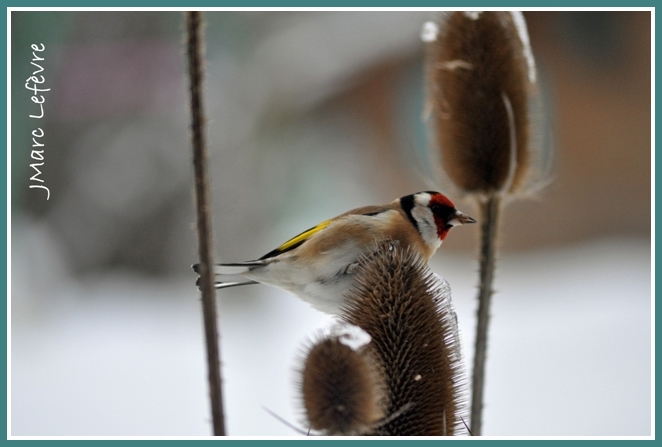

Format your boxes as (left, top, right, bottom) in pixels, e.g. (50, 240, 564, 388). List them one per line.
(186, 11, 226, 436)
(470, 194, 501, 436)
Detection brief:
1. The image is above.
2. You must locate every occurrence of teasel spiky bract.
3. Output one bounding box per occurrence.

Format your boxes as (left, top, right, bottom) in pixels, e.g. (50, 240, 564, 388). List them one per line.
(422, 11, 552, 435)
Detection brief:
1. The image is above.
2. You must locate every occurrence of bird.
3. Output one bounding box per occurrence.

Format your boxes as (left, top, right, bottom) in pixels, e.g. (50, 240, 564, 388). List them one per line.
(192, 191, 475, 314)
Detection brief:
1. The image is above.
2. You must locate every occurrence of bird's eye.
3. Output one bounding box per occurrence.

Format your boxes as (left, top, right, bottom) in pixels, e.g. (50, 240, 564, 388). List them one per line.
(431, 205, 441, 215)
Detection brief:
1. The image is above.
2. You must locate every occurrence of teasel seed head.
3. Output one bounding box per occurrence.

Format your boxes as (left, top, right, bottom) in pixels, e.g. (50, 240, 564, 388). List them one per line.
(424, 11, 549, 198)
(300, 324, 388, 436)
(340, 241, 467, 436)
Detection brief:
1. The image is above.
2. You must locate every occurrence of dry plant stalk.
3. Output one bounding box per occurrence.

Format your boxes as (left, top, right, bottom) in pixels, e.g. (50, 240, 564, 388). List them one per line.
(301, 242, 466, 436)
(424, 11, 546, 435)
(186, 11, 226, 436)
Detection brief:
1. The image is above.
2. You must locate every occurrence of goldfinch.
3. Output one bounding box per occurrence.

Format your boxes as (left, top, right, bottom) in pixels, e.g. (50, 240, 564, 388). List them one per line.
(193, 191, 475, 314)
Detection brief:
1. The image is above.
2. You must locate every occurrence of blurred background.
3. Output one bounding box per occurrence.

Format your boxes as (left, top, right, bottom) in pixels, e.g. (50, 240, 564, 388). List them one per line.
(10, 10, 651, 436)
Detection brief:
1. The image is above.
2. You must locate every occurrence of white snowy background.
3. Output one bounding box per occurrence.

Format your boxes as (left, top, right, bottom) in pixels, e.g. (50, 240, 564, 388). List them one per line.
(10, 11, 652, 437)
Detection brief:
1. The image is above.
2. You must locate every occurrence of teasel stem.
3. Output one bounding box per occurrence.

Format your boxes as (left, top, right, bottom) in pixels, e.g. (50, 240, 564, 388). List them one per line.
(186, 11, 226, 436)
(470, 194, 501, 435)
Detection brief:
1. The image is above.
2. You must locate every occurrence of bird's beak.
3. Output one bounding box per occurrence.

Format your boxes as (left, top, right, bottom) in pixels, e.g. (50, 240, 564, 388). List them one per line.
(449, 210, 477, 226)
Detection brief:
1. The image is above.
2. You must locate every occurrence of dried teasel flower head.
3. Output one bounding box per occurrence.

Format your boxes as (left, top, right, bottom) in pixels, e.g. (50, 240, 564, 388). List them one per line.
(340, 241, 467, 436)
(299, 323, 388, 436)
(423, 11, 551, 199)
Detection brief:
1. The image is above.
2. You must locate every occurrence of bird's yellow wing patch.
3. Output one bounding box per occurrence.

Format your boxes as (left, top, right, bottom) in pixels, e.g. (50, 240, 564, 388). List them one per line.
(258, 219, 333, 260)
(278, 219, 333, 251)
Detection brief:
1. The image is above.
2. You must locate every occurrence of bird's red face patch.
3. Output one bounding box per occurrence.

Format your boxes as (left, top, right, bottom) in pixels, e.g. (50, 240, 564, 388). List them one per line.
(428, 192, 455, 209)
(436, 219, 452, 240)
(428, 193, 457, 241)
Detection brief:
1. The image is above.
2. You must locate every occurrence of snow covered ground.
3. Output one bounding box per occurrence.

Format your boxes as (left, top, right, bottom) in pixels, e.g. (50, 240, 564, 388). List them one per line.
(10, 222, 651, 437)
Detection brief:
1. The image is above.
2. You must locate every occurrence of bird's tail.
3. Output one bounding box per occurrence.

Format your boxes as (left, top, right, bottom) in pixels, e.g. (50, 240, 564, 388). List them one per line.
(197, 277, 259, 290)
(192, 261, 265, 290)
